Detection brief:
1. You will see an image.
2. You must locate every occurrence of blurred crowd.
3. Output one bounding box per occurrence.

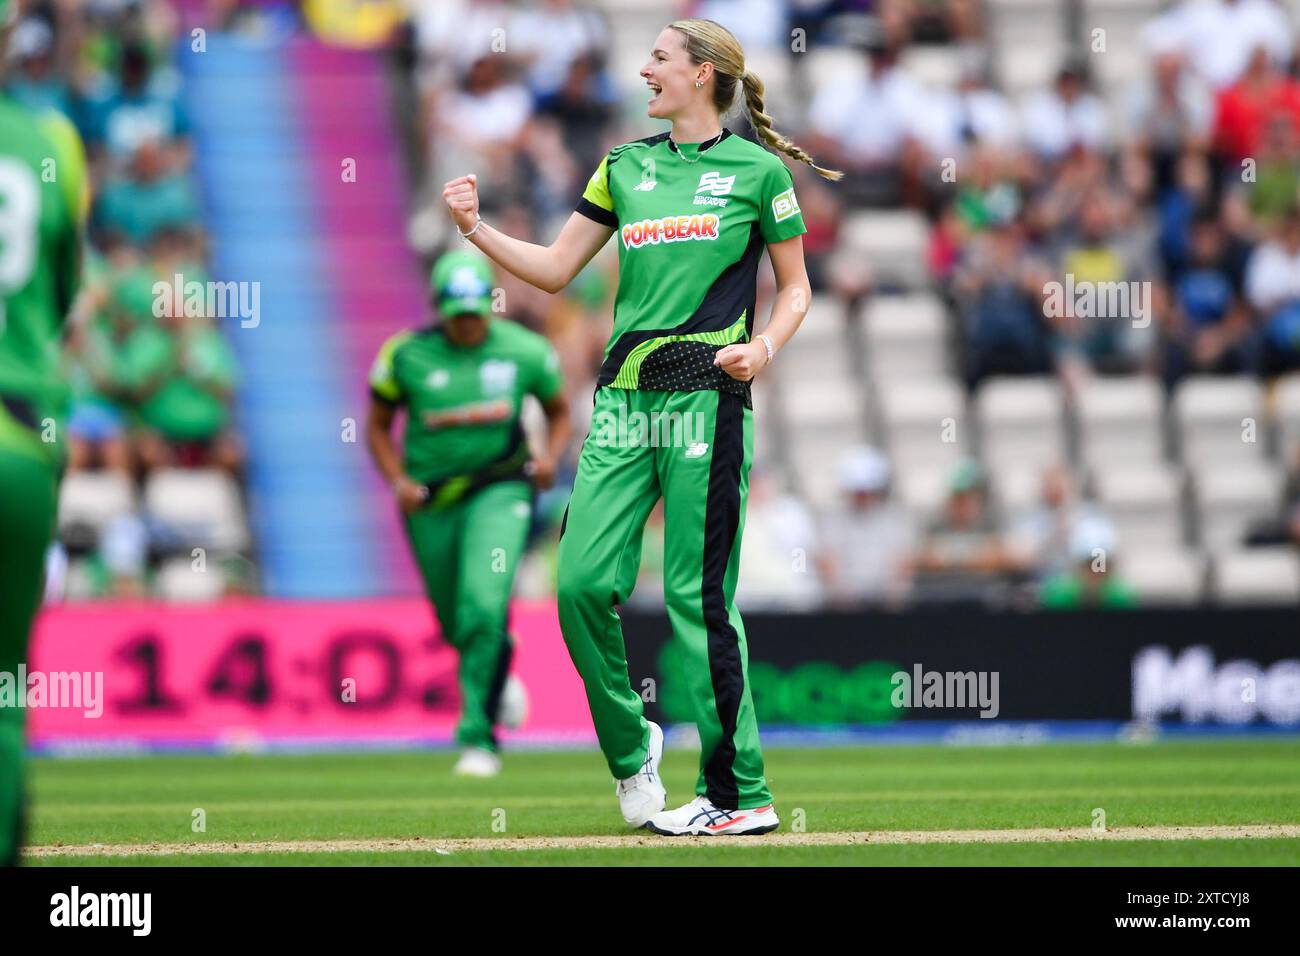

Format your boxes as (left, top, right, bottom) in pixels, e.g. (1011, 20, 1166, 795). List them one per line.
(405, 0, 1300, 609)
(5, 0, 246, 598)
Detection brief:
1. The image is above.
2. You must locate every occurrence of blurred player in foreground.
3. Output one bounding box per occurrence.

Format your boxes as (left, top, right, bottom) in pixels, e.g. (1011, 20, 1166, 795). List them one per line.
(443, 18, 836, 834)
(366, 250, 570, 777)
(0, 0, 87, 865)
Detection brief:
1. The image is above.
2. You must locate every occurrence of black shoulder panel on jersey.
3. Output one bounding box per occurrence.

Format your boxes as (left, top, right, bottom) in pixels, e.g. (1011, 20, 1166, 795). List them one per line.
(607, 131, 670, 172)
(575, 197, 617, 228)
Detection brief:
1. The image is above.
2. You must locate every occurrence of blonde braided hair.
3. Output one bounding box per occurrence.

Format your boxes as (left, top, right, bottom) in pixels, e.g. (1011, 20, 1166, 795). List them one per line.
(668, 18, 843, 181)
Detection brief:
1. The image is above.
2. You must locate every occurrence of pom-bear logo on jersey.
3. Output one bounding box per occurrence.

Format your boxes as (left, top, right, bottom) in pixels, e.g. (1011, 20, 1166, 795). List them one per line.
(621, 214, 721, 249)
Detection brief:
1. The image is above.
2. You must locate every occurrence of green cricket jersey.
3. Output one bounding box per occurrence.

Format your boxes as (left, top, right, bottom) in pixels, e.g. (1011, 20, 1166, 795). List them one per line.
(370, 318, 563, 489)
(0, 96, 85, 429)
(575, 129, 806, 405)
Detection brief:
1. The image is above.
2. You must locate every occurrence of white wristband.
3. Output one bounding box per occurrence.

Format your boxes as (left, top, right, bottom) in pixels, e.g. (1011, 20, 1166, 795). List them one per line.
(457, 214, 483, 240)
(757, 334, 775, 365)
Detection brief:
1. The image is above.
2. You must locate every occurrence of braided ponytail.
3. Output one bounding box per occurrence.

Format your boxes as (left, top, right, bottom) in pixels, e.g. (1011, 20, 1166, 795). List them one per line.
(740, 68, 843, 181)
(668, 18, 842, 182)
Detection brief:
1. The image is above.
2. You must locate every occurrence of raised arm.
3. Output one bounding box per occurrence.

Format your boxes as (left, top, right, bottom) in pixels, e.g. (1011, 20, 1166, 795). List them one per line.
(442, 174, 614, 294)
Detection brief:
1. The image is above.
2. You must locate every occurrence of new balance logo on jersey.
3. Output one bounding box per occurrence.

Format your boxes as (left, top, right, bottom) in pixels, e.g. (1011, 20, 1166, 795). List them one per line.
(685, 442, 710, 459)
(633, 179, 657, 191)
(426, 369, 450, 389)
(622, 214, 721, 250)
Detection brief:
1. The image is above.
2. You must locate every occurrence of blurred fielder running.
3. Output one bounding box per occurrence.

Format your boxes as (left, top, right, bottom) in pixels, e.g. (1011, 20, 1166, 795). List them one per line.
(0, 0, 87, 865)
(367, 250, 570, 777)
(442, 18, 838, 834)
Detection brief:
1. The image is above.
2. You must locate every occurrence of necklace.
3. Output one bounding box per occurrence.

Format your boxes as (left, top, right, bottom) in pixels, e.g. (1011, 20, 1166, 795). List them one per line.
(669, 130, 723, 164)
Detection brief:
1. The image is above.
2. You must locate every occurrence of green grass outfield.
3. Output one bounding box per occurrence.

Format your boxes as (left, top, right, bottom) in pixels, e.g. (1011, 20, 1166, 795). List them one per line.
(22, 738, 1300, 866)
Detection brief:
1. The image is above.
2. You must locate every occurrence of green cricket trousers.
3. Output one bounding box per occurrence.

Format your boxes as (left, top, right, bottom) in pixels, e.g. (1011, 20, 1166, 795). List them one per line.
(0, 402, 59, 866)
(557, 386, 771, 810)
(405, 479, 532, 753)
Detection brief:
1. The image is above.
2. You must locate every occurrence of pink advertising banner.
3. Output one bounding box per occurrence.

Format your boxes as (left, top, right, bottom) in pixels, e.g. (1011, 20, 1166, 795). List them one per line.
(26, 599, 595, 751)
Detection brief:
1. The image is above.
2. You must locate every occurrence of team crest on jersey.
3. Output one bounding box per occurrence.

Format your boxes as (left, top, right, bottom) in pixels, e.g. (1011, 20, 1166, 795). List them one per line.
(696, 171, 735, 196)
(693, 171, 733, 207)
(621, 214, 721, 250)
(479, 359, 517, 395)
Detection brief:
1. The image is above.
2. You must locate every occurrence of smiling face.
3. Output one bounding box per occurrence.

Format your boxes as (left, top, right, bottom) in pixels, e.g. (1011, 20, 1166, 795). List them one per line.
(640, 27, 705, 120)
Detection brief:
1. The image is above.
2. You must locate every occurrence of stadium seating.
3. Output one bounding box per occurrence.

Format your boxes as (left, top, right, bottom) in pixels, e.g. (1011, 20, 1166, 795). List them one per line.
(1211, 548, 1300, 604)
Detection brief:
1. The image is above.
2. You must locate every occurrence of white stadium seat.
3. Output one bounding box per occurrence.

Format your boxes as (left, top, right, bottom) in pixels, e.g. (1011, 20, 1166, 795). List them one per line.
(143, 468, 250, 552)
(1272, 372, 1300, 467)
(891, 461, 956, 521)
(1173, 376, 1266, 467)
(840, 210, 931, 289)
(1191, 461, 1285, 551)
(154, 556, 229, 602)
(877, 376, 969, 472)
(862, 294, 950, 382)
(975, 376, 1066, 470)
(1211, 549, 1300, 605)
(58, 470, 136, 535)
(1121, 548, 1207, 605)
(1092, 463, 1186, 549)
(1076, 375, 1166, 467)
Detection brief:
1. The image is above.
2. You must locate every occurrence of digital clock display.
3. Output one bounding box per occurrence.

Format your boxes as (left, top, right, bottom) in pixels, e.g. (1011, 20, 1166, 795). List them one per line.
(27, 599, 595, 750)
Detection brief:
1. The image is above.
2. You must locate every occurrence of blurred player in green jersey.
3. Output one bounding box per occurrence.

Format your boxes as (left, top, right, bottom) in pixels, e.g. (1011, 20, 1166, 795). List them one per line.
(366, 250, 570, 777)
(0, 0, 89, 866)
(442, 18, 836, 833)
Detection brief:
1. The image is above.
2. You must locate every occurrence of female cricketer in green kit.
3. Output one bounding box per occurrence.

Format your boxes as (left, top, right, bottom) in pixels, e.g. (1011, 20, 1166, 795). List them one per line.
(366, 250, 571, 778)
(0, 0, 88, 866)
(442, 18, 839, 834)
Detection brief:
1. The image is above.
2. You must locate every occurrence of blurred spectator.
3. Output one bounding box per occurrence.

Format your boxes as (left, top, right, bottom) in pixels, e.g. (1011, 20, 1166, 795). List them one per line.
(1052, 190, 1152, 375)
(120, 306, 243, 472)
(1038, 514, 1137, 610)
(911, 51, 1018, 166)
(511, 0, 610, 101)
(95, 139, 200, 246)
(807, 19, 927, 206)
(1122, 50, 1212, 194)
(1005, 464, 1088, 582)
(737, 469, 824, 609)
(1210, 44, 1300, 167)
(4, 15, 73, 117)
(1161, 212, 1254, 385)
(1020, 61, 1109, 162)
(913, 460, 1023, 602)
(427, 52, 533, 208)
(953, 217, 1055, 387)
(818, 447, 917, 607)
(1244, 206, 1300, 375)
(80, 38, 191, 162)
(1146, 0, 1292, 92)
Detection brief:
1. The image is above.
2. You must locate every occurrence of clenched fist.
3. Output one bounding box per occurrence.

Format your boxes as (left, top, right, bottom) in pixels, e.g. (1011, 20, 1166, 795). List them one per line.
(442, 174, 480, 234)
(714, 341, 770, 382)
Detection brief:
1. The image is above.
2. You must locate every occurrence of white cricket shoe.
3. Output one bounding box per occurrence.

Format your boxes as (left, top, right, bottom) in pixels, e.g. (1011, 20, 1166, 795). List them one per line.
(496, 674, 528, 730)
(453, 747, 502, 778)
(615, 720, 666, 827)
(644, 795, 779, 836)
